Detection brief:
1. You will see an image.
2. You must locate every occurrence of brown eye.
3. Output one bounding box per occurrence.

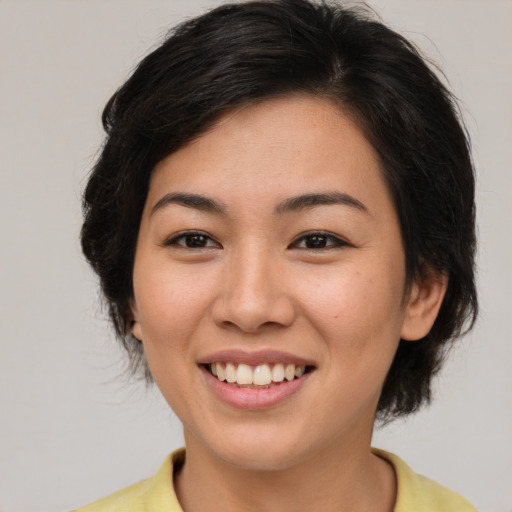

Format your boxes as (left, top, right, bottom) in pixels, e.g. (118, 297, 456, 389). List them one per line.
(183, 234, 209, 248)
(304, 234, 330, 249)
(166, 231, 221, 249)
(291, 232, 348, 250)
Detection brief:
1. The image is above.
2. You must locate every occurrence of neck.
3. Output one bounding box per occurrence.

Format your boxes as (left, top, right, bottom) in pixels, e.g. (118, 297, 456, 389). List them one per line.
(174, 431, 396, 512)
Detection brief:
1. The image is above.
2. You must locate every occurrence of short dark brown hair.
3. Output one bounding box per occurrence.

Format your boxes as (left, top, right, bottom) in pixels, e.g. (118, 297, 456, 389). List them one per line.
(81, 0, 477, 420)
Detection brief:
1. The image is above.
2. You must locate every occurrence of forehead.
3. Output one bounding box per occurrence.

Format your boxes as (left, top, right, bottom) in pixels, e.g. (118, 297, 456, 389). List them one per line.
(147, 95, 391, 216)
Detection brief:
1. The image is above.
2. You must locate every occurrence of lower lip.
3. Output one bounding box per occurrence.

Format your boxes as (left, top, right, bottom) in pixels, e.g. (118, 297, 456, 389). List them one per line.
(201, 366, 312, 410)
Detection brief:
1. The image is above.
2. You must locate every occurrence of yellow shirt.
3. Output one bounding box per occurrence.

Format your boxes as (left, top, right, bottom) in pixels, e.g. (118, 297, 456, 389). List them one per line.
(76, 448, 476, 511)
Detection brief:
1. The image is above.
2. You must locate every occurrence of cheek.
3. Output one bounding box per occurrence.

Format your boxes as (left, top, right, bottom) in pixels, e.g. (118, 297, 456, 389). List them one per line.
(133, 267, 213, 404)
(133, 262, 217, 348)
(295, 263, 405, 349)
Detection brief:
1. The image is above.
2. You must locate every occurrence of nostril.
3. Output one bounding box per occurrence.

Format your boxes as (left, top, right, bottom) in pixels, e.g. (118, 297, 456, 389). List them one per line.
(218, 318, 285, 334)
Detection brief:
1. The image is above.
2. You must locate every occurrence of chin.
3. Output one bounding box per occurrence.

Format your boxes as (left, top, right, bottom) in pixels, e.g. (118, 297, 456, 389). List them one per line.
(203, 429, 318, 472)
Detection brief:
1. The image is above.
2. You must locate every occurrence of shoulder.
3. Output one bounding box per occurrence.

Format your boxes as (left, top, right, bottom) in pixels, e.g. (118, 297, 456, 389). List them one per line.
(73, 479, 151, 512)
(74, 449, 185, 512)
(373, 449, 477, 512)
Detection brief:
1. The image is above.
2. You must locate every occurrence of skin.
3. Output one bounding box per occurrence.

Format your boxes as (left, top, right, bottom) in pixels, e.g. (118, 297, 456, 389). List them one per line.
(131, 95, 446, 512)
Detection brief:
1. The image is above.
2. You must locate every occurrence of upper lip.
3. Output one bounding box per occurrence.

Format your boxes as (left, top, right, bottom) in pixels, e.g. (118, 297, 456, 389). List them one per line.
(198, 349, 316, 367)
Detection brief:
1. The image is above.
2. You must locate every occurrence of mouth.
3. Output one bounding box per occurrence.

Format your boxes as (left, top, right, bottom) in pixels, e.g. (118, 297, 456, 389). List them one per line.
(204, 362, 315, 389)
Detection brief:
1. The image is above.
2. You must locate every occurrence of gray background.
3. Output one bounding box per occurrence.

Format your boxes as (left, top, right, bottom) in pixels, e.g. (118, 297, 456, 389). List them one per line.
(0, 1, 510, 511)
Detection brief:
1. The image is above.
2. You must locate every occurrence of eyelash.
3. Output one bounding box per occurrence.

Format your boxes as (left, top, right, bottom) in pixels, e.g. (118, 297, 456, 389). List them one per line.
(289, 231, 349, 250)
(165, 230, 349, 251)
(164, 230, 221, 249)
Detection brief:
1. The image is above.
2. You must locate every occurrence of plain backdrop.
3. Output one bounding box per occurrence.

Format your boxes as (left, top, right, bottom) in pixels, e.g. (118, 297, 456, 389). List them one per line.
(0, 1, 511, 511)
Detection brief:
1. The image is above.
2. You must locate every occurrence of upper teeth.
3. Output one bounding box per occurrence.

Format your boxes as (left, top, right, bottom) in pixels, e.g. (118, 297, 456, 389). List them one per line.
(210, 362, 306, 386)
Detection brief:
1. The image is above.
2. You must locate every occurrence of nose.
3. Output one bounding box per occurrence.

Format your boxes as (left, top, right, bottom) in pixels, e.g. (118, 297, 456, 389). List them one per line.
(211, 244, 296, 333)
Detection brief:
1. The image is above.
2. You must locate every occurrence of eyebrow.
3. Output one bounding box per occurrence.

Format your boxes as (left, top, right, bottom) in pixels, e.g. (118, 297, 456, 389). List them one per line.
(150, 191, 368, 217)
(275, 192, 368, 215)
(151, 192, 227, 216)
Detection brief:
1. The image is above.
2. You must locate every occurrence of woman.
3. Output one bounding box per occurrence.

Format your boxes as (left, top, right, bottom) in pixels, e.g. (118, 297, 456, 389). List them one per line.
(78, 0, 477, 510)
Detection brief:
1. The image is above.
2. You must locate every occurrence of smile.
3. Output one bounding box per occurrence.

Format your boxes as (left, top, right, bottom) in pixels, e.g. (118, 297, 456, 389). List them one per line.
(200, 353, 316, 409)
(208, 362, 310, 388)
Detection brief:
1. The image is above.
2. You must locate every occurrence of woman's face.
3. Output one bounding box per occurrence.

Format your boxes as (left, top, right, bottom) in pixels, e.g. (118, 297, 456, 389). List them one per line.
(132, 96, 424, 470)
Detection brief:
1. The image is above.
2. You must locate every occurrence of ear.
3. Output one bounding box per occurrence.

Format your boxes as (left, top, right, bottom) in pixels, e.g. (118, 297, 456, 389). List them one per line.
(130, 299, 143, 341)
(401, 270, 448, 341)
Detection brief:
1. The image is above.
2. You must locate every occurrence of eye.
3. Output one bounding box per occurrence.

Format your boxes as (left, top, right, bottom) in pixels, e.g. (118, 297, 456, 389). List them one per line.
(290, 231, 348, 250)
(165, 230, 221, 249)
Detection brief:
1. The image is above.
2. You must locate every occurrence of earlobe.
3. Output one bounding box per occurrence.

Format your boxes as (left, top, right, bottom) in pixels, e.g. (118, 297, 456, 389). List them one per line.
(130, 300, 143, 341)
(400, 271, 448, 341)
